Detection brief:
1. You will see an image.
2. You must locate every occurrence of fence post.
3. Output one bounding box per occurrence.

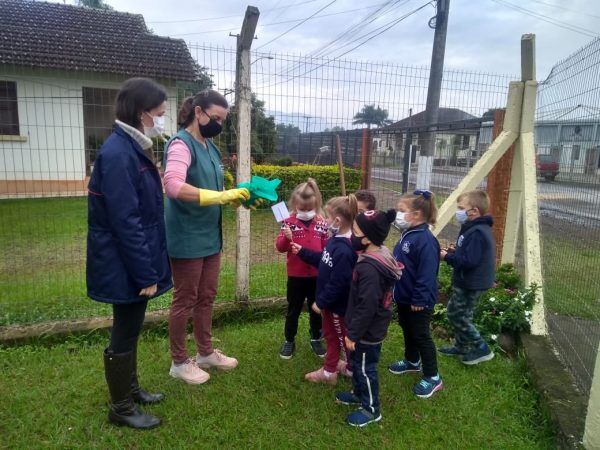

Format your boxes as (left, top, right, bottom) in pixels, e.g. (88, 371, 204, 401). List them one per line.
(402, 130, 413, 193)
(584, 345, 600, 448)
(360, 128, 372, 189)
(234, 6, 259, 304)
(486, 109, 516, 265)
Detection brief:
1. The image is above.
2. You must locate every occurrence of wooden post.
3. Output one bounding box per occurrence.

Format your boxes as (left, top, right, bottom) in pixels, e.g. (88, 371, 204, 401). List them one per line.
(360, 128, 372, 189)
(235, 6, 259, 304)
(486, 109, 516, 266)
(335, 134, 346, 196)
(584, 345, 600, 448)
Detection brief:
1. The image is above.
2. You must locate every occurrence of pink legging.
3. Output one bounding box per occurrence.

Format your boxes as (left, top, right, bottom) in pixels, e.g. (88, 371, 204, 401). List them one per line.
(169, 253, 221, 364)
(321, 309, 351, 373)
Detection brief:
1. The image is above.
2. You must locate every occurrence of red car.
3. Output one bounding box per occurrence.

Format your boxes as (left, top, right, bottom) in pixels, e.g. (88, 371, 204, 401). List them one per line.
(536, 154, 559, 181)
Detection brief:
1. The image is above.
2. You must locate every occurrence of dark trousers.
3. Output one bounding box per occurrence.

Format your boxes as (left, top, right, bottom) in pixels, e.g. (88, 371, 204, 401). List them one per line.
(109, 301, 148, 354)
(397, 304, 438, 378)
(447, 286, 485, 352)
(351, 343, 382, 415)
(284, 276, 321, 341)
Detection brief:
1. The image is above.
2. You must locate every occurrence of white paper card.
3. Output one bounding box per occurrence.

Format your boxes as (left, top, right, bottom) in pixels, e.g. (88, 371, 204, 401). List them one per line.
(271, 201, 290, 222)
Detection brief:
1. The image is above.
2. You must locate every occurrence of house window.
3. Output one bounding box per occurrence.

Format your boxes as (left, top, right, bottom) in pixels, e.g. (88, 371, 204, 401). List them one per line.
(0, 81, 19, 136)
(82, 87, 119, 175)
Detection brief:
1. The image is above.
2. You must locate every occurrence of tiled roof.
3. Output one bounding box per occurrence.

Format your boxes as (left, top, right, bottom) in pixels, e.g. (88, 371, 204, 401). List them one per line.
(0, 0, 198, 81)
(386, 108, 477, 129)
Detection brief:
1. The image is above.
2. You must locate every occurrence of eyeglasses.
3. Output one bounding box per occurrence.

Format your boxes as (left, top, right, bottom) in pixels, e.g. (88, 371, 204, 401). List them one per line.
(414, 189, 432, 199)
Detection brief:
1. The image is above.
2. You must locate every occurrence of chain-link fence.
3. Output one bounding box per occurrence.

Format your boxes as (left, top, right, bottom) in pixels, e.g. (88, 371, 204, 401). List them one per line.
(535, 37, 600, 396)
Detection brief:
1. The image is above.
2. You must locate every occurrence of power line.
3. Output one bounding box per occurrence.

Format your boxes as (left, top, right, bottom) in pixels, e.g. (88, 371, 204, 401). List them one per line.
(269, 0, 411, 83)
(527, 0, 600, 21)
(255, 0, 339, 50)
(257, 1, 431, 90)
(146, 0, 320, 24)
(490, 0, 598, 38)
(168, 4, 386, 37)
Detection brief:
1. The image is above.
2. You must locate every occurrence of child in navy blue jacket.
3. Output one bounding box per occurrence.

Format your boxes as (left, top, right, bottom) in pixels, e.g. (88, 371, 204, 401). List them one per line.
(291, 194, 359, 385)
(388, 190, 443, 399)
(335, 209, 402, 428)
(439, 190, 496, 365)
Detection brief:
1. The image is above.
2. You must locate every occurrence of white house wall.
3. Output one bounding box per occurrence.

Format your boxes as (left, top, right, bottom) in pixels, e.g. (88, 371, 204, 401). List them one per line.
(0, 74, 178, 186)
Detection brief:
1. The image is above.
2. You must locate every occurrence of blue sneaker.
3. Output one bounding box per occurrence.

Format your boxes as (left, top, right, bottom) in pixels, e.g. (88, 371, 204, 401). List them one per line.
(413, 376, 443, 399)
(346, 408, 382, 427)
(438, 346, 465, 357)
(388, 359, 421, 375)
(462, 343, 494, 365)
(335, 391, 361, 406)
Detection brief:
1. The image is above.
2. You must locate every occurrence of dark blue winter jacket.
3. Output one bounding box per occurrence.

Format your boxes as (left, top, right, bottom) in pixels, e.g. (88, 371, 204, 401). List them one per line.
(445, 215, 496, 291)
(393, 223, 440, 309)
(298, 235, 358, 316)
(86, 126, 173, 304)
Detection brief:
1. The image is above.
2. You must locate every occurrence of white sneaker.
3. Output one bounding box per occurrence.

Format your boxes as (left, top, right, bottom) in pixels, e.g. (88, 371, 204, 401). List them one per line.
(169, 359, 210, 385)
(196, 349, 238, 371)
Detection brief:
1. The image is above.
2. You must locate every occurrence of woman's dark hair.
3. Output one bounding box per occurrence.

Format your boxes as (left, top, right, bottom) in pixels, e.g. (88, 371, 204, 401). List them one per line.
(178, 89, 229, 128)
(115, 78, 167, 128)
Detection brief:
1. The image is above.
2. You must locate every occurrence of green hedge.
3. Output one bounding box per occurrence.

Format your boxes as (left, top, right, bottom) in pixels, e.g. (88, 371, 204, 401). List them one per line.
(251, 164, 361, 201)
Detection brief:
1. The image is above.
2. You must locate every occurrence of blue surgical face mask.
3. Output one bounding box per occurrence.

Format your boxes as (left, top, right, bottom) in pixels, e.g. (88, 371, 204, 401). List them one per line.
(455, 209, 468, 224)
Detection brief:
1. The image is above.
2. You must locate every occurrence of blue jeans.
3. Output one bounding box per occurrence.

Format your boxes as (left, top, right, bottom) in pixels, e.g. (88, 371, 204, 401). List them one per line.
(447, 286, 485, 352)
(351, 342, 382, 415)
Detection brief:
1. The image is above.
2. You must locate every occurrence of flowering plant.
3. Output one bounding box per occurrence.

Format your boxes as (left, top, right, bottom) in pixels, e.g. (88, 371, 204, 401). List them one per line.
(433, 264, 538, 343)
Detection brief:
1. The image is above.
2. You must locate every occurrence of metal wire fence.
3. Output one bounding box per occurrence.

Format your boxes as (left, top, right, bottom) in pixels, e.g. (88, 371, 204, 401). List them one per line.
(3, 35, 598, 387)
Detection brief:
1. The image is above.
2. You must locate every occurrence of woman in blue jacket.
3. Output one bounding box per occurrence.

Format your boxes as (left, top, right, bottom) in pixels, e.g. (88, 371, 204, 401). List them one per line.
(87, 78, 173, 429)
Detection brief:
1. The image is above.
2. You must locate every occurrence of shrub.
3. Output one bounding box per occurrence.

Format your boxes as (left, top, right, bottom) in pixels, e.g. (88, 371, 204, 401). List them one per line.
(432, 264, 537, 344)
(224, 170, 234, 190)
(267, 155, 293, 167)
(251, 164, 361, 201)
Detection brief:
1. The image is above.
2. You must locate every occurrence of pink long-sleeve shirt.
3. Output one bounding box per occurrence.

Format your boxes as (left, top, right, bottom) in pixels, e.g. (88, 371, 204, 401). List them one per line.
(163, 140, 192, 198)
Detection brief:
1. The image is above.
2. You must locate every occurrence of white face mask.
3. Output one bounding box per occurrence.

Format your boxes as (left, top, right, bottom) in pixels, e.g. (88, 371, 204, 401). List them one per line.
(296, 210, 316, 221)
(143, 113, 166, 138)
(328, 217, 340, 236)
(455, 209, 468, 224)
(394, 211, 411, 230)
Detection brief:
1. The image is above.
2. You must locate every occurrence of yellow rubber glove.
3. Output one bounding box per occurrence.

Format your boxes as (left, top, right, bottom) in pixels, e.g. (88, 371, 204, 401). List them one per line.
(198, 188, 250, 206)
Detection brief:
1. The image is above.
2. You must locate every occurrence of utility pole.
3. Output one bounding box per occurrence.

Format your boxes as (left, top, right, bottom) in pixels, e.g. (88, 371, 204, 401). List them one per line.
(417, 0, 450, 190)
(235, 6, 259, 304)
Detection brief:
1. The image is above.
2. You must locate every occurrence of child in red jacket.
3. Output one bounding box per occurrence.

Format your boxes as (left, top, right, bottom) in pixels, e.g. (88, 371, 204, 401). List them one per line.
(275, 178, 328, 359)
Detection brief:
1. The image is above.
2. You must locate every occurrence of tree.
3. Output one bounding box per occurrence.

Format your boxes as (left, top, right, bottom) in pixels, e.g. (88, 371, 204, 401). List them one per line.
(77, 0, 113, 10)
(353, 105, 392, 129)
(220, 93, 277, 164)
(324, 126, 345, 132)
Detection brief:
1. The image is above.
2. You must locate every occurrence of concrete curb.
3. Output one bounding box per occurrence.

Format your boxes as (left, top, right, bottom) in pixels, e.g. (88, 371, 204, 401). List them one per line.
(522, 333, 586, 449)
(0, 297, 286, 345)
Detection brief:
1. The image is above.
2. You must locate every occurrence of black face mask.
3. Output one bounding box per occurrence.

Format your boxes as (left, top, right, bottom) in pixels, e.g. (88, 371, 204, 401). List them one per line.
(351, 234, 369, 252)
(199, 111, 222, 138)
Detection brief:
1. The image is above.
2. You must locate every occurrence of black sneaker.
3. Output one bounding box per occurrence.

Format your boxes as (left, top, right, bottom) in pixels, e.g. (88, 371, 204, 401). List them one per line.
(461, 343, 494, 365)
(279, 341, 295, 359)
(310, 339, 326, 358)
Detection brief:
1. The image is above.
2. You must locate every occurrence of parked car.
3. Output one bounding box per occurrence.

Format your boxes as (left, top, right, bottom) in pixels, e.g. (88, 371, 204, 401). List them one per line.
(536, 154, 559, 181)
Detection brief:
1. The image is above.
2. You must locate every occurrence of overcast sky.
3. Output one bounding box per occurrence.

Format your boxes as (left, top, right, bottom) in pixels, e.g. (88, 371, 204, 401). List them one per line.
(63, 0, 600, 79)
(48, 0, 600, 127)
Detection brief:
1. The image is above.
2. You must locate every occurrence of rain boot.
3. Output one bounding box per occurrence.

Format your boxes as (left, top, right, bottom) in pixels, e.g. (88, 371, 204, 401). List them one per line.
(131, 344, 164, 405)
(104, 349, 161, 429)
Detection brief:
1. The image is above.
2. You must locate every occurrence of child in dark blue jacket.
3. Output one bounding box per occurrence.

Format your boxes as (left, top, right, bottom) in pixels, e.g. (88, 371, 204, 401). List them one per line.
(388, 190, 443, 399)
(291, 194, 359, 385)
(335, 209, 402, 428)
(439, 190, 496, 365)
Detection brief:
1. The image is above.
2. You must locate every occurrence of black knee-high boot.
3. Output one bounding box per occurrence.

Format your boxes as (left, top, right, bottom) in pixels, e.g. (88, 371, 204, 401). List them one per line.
(131, 344, 164, 405)
(104, 349, 161, 429)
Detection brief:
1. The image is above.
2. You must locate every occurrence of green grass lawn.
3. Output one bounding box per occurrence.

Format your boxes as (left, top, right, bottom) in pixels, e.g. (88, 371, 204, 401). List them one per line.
(541, 232, 600, 320)
(0, 315, 555, 449)
(0, 198, 287, 326)
(1, 195, 597, 326)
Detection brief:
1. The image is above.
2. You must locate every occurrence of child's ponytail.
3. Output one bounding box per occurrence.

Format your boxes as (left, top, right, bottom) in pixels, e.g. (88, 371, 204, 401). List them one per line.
(289, 177, 324, 216)
(402, 189, 437, 225)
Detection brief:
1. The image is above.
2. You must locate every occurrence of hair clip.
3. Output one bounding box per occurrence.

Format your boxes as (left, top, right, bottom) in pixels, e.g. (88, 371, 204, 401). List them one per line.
(414, 189, 432, 199)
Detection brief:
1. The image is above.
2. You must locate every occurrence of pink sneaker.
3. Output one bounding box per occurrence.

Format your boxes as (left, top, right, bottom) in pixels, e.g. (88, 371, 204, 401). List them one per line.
(196, 349, 238, 371)
(337, 360, 353, 378)
(169, 359, 210, 385)
(305, 367, 337, 385)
